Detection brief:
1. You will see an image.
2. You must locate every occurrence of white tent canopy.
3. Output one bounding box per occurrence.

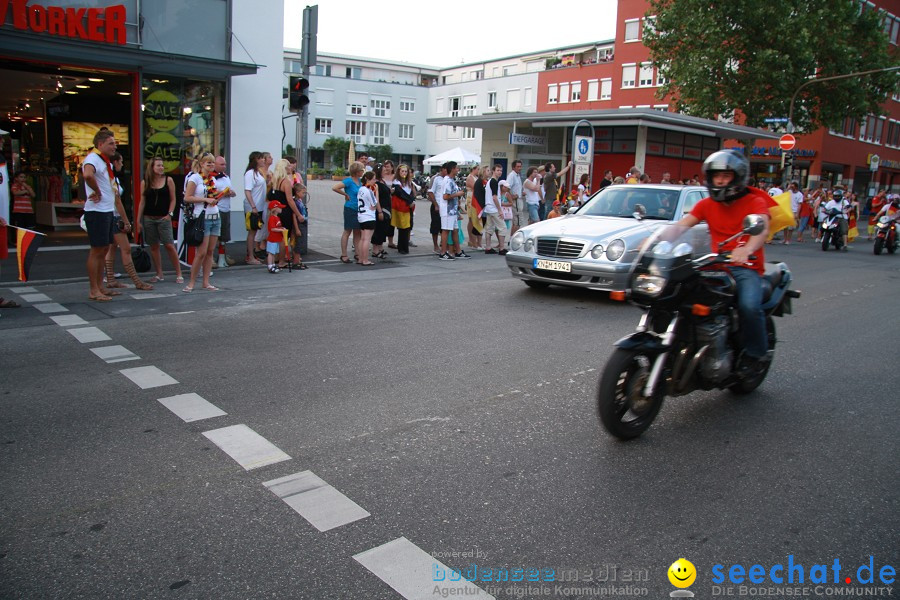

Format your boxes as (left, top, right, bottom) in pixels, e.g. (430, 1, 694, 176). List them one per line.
(423, 147, 481, 166)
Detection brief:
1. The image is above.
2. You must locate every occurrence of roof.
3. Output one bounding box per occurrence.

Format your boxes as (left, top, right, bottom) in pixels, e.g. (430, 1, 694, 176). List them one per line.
(427, 107, 780, 140)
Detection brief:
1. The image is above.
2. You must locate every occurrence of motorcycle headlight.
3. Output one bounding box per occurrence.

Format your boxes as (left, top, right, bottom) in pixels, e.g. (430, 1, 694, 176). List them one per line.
(590, 244, 604, 259)
(633, 274, 666, 296)
(510, 231, 525, 251)
(606, 239, 626, 261)
(524, 238, 535, 252)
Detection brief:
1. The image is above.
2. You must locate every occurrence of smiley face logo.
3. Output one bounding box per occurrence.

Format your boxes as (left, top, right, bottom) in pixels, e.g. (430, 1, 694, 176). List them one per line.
(668, 558, 697, 588)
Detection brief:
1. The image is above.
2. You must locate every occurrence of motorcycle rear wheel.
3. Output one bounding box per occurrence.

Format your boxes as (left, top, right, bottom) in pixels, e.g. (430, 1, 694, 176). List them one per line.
(730, 316, 776, 395)
(597, 349, 665, 439)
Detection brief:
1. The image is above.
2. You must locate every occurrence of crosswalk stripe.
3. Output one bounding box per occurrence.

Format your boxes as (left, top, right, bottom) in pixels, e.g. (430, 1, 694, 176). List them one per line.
(119, 365, 178, 388)
(91, 345, 140, 363)
(67, 327, 112, 344)
(262, 471, 369, 532)
(50, 315, 88, 327)
(34, 303, 67, 314)
(157, 393, 227, 423)
(20, 293, 50, 302)
(202, 424, 291, 471)
(354, 537, 495, 600)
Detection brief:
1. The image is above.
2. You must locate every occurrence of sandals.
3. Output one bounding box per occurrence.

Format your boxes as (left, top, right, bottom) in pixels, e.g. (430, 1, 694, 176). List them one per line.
(182, 286, 193, 293)
(246, 257, 262, 265)
(372, 251, 387, 259)
(89, 294, 112, 302)
(0, 298, 21, 308)
(101, 290, 122, 296)
(203, 285, 219, 291)
(340, 256, 352, 264)
(134, 282, 154, 291)
(358, 261, 375, 266)
(175, 276, 185, 284)
(295, 263, 309, 270)
(148, 276, 165, 283)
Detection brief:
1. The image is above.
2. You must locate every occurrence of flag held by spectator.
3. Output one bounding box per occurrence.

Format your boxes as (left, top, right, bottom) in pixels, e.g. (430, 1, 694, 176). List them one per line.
(13, 225, 45, 282)
(766, 192, 796, 241)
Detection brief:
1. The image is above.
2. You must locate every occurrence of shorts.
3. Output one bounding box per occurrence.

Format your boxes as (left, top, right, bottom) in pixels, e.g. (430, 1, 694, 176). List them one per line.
(483, 212, 506, 235)
(527, 204, 540, 223)
(219, 211, 231, 243)
(84, 210, 116, 247)
(245, 211, 262, 231)
(142, 215, 174, 246)
(344, 206, 361, 230)
(441, 215, 458, 231)
(203, 213, 222, 237)
(359, 220, 376, 231)
(266, 241, 281, 255)
(430, 204, 441, 235)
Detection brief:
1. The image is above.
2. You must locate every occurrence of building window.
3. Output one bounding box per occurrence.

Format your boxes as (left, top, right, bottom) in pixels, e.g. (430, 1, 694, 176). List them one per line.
(643, 15, 656, 36)
(571, 81, 582, 102)
(371, 122, 389, 145)
(473, 70, 483, 80)
(587, 79, 599, 101)
(624, 18, 640, 42)
(436, 98, 445, 113)
(560, 82, 570, 103)
(345, 67, 361, 79)
(400, 99, 415, 112)
(655, 68, 668, 87)
(492, 67, 500, 77)
(399, 124, 414, 140)
(639, 63, 654, 87)
(312, 64, 331, 76)
(449, 97, 461, 118)
(316, 88, 334, 105)
(622, 64, 636, 88)
(548, 84, 558, 104)
(874, 116, 886, 144)
(601, 78, 612, 100)
(346, 120, 366, 143)
(524, 87, 533, 107)
(347, 103, 366, 116)
(488, 91, 497, 108)
(885, 120, 900, 147)
(371, 98, 391, 118)
(314, 118, 332, 134)
(503, 65, 516, 76)
(462, 100, 477, 139)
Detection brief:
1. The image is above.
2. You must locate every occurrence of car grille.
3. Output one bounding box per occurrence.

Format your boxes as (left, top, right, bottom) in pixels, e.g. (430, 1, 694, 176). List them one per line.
(536, 238, 585, 258)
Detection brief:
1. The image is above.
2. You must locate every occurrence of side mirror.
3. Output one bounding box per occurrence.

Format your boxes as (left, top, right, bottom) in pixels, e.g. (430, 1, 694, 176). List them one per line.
(742, 214, 766, 236)
(633, 204, 646, 220)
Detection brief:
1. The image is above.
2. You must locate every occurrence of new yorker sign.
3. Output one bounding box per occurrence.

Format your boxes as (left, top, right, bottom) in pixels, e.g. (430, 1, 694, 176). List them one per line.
(0, 0, 127, 45)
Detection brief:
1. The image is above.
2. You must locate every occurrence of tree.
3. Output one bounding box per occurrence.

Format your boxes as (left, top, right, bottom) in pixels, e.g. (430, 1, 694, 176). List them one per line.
(323, 136, 351, 169)
(366, 144, 394, 164)
(644, 0, 899, 133)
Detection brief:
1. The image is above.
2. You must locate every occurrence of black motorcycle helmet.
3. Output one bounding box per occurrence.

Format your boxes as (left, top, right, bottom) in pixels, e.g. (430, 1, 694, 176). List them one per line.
(703, 149, 750, 203)
(832, 189, 844, 200)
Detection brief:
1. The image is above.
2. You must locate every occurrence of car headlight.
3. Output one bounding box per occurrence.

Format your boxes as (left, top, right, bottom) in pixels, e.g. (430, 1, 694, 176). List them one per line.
(590, 244, 604, 259)
(633, 274, 666, 296)
(524, 238, 535, 252)
(606, 239, 626, 261)
(510, 231, 525, 251)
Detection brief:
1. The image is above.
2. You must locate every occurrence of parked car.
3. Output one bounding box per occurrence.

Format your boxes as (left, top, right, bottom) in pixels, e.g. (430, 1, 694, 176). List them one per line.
(505, 184, 710, 293)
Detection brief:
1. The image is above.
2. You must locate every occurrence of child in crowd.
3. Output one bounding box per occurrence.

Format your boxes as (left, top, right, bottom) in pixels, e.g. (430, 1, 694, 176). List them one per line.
(547, 200, 562, 219)
(266, 200, 286, 273)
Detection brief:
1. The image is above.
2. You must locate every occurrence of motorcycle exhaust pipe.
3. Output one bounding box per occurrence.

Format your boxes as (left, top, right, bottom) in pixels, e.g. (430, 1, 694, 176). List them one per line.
(677, 345, 709, 393)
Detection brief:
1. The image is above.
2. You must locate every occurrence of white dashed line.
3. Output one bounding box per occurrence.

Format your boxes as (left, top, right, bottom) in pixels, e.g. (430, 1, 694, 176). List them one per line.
(119, 365, 178, 388)
(263, 471, 370, 532)
(202, 424, 291, 471)
(91, 345, 140, 363)
(133, 293, 177, 300)
(157, 393, 227, 422)
(33, 303, 68, 314)
(19, 293, 50, 302)
(354, 537, 495, 600)
(50, 315, 88, 327)
(67, 327, 112, 344)
(13, 286, 37, 293)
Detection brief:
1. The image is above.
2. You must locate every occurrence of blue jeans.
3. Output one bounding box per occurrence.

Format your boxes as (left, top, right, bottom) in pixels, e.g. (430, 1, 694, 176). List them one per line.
(527, 204, 540, 223)
(731, 267, 767, 359)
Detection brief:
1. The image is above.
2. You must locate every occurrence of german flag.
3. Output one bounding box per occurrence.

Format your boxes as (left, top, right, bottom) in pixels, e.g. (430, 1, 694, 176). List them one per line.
(13, 226, 45, 282)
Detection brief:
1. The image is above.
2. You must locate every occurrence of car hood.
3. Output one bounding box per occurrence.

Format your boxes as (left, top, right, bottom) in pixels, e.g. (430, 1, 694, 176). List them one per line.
(520, 215, 664, 242)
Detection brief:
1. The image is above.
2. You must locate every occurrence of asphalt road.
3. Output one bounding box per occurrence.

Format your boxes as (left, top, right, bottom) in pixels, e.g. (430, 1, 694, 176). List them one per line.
(1, 218, 898, 599)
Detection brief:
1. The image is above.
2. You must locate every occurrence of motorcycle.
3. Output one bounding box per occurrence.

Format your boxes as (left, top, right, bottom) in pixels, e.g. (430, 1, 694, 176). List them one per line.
(820, 208, 844, 251)
(597, 215, 801, 440)
(873, 216, 898, 255)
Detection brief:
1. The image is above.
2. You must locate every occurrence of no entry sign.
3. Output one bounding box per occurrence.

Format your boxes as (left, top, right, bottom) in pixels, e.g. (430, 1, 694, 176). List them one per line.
(779, 134, 796, 151)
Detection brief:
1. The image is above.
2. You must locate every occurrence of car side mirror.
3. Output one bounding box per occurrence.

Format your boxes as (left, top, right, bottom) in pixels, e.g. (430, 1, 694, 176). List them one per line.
(633, 204, 646, 220)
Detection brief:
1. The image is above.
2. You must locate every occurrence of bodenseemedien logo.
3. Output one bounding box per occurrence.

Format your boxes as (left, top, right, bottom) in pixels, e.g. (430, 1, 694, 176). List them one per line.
(668, 558, 697, 598)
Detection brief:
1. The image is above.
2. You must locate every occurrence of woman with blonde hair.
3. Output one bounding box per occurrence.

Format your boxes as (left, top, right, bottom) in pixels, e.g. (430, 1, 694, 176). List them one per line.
(182, 152, 222, 292)
(391, 163, 417, 254)
(466, 165, 483, 249)
(136, 156, 183, 283)
(268, 159, 304, 268)
(333, 161, 364, 263)
(103, 152, 154, 291)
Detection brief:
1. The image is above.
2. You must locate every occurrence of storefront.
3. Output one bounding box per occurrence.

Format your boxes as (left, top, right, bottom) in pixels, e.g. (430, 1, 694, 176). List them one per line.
(1, 0, 283, 240)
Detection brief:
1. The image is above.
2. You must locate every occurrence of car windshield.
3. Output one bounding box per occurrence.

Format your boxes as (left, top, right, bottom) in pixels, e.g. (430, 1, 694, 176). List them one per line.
(578, 187, 680, 220)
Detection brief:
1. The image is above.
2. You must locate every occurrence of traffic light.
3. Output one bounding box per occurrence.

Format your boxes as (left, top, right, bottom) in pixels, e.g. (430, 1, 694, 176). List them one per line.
(782, 151, 793, 171)
(289, 76, 309, 111)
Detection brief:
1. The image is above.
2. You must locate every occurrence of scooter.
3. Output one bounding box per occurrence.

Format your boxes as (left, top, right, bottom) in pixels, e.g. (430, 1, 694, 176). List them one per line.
(873, 216, 898, 255)
(820, 208, 844, 251)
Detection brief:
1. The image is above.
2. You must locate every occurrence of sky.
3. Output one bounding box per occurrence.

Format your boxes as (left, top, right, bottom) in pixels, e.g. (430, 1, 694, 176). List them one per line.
(283, 0, 618, 67)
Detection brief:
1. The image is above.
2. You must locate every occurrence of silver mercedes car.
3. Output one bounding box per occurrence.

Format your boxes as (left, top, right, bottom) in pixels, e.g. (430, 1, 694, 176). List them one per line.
(506, 184, 710, 293)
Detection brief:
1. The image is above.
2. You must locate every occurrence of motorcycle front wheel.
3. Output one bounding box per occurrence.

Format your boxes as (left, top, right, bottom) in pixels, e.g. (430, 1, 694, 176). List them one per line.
(597, 349, 665, 439)
(874, 238, 883, 255)
(821, 232, 830, 251)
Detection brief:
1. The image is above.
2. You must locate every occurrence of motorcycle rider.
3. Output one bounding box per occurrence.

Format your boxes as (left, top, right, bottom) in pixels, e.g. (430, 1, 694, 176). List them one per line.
(823, 188, 850, 251)
(874, 193, 900, 221)
(667, 149, 772, 377)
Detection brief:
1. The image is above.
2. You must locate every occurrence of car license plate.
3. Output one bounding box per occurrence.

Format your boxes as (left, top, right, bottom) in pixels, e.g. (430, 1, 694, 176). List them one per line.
(533, 258, 571, 272)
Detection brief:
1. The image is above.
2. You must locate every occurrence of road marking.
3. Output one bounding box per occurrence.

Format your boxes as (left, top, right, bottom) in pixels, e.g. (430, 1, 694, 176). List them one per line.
(20, 293, 50, 302)
(168, 311, 195, 315)
(67, 327, 112, 344)
(133, 293, 177, 300)
(50, 315, 88, 327)
(354, 537, 495, 600)
(33, 303, 68, 314)
(202, 424, 291, 471)
(157, 393, 227, 423)
(262, 471, 369, 532)
(12, 286, 37, 293)
(119, 365, 178, 388)
(91, 345, 140, 363)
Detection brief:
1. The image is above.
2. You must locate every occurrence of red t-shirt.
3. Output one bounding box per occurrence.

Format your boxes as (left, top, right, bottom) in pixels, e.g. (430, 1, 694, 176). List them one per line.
(690, 187, 770, 274)
(267, 213, 283, 243)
